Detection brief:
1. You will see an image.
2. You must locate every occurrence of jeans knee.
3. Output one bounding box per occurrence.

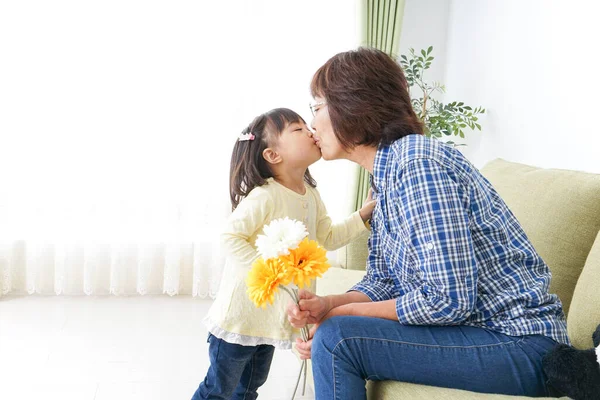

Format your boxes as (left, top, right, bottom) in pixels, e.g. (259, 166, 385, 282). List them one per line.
(314, 317, 348, 356)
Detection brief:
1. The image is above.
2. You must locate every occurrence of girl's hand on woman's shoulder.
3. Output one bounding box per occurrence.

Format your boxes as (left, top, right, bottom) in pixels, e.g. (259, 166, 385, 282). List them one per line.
(359, 188, 376, 223)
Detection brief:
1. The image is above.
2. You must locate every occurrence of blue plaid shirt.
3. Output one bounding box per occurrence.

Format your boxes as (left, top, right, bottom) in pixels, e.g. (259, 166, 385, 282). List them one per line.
(351, 134, 569, 344)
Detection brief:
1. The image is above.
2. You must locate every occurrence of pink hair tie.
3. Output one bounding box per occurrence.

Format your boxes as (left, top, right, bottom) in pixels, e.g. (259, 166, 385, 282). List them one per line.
(239, 132, 255, 141)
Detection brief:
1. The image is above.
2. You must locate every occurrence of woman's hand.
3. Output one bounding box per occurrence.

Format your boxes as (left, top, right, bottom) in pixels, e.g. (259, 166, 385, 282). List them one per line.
(359, 188, 376, 223)
(287, 289, 332, 329)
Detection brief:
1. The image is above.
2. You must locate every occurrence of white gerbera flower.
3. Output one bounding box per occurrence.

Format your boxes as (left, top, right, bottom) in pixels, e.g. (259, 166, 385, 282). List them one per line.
(255, 217, 308, 260)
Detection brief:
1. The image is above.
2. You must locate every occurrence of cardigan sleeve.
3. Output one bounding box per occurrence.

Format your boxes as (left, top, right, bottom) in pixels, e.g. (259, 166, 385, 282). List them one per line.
(314, 188, 369, 251)
(221, 188, 273, 267)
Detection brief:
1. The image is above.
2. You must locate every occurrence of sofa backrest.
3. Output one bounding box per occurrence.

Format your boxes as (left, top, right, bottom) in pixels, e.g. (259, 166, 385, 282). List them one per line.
(336, 230, 369, 271)
(480, 159, 600, 317)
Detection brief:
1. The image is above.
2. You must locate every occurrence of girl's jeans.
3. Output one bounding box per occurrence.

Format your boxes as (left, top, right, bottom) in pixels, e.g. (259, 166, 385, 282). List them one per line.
(191, 333, 275, 400)
(312, 316, 558, 400)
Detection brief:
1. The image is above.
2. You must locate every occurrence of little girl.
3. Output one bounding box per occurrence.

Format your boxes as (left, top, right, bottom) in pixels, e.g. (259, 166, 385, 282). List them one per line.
(191, 108, 374, 400)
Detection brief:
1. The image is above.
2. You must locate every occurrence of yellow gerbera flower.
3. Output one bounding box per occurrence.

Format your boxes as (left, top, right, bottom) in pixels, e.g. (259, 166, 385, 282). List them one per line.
(281, 238, 330, 288)
(246, 257, 291, 308)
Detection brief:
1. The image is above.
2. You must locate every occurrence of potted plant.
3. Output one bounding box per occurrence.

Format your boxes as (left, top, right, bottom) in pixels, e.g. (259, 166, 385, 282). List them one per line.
(400, 46, 485, 145)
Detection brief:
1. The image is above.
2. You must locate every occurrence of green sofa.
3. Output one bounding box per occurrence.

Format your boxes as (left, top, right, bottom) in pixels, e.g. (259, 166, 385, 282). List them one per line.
(311, 159, 600, 399)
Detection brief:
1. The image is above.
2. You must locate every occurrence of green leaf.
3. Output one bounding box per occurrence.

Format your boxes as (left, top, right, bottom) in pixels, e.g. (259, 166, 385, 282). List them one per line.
(427, 46, 433, 54)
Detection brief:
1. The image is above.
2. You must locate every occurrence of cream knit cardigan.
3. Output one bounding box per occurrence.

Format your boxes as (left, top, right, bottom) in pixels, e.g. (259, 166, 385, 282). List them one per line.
(204, 178, 369, 349)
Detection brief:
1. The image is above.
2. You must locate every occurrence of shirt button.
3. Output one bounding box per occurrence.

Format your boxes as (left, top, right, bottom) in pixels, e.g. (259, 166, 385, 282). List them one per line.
(416, 270, 424, 279)
(302, 202, 308, 209)
(426, 242, 434, 250)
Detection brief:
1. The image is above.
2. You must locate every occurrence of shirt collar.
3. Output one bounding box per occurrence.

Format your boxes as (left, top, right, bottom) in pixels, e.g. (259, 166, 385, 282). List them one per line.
(371, 143, 391, 194)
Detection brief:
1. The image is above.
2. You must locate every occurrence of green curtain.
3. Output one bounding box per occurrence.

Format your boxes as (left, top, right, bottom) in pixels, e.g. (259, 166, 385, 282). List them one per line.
(352, 0, 406, 211)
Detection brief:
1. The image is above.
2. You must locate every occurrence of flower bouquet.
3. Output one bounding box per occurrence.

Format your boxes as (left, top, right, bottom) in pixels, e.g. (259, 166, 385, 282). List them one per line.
(246, 217, 330, 399)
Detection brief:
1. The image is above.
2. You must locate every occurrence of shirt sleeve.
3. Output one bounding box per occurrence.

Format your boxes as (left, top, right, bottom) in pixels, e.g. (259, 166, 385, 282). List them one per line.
(221, 188, 273, 267)
(394, 158, 477, 325)
(314, 189, 369, 251)
(349, 214, 400, 301)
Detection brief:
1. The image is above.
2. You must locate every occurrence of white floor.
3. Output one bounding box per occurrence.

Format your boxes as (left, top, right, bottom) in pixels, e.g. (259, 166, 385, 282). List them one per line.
(0, 296, 314, 400)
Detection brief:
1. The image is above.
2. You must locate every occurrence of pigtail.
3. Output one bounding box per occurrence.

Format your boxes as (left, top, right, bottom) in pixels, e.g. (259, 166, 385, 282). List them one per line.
(229, 118, 270, 211)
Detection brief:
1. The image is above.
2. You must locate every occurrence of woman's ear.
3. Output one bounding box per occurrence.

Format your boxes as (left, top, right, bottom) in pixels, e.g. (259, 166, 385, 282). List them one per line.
(262, 148, 282, 165)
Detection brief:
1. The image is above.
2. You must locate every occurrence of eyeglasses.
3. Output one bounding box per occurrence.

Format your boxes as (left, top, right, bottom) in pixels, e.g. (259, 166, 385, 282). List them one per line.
(309, 101, 326, 117)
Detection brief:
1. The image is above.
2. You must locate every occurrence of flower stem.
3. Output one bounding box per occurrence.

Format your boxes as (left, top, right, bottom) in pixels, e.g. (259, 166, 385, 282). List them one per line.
(281, 285, 309, 399)
(291, 359, 305, 399)
(302, 358, 307, 396)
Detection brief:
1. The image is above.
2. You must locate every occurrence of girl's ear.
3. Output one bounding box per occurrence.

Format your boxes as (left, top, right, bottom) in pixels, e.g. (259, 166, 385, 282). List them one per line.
(262, 148, 282, 165)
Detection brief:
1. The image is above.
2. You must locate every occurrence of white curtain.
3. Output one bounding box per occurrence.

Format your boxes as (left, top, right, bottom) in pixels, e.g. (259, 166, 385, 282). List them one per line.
(0, 0, 360, 296)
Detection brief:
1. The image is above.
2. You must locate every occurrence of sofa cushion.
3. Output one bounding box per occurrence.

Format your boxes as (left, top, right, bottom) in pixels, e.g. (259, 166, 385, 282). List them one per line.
(567, 230, 600, 349)
(481, 159, 600, 316)
(367, 380, 567, 399)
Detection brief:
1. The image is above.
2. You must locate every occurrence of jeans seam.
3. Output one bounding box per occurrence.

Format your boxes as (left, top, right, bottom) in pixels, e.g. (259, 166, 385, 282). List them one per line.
(332, 336, 524, 354)
(208, 337, 222, 396)
(332, 353, 337, 400)
(243, 351, 255, 399)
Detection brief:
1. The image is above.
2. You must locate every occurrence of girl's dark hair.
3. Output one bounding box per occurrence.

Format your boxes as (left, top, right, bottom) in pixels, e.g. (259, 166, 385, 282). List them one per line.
(310, 47, 423, 149)
(229, 108, 317, 210)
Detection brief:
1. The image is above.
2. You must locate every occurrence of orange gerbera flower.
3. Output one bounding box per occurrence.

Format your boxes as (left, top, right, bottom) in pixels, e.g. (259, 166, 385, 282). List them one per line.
(246, 257, 291, 308)
(281, 238, 330, 288)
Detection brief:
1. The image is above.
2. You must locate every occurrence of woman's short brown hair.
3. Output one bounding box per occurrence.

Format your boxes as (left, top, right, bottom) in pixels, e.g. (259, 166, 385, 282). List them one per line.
(311, 47, 423, 149)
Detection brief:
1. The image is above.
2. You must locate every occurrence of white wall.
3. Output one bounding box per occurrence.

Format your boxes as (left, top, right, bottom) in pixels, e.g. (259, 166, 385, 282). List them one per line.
(444, 0, 600, 173)
(399, 0, 451, 95)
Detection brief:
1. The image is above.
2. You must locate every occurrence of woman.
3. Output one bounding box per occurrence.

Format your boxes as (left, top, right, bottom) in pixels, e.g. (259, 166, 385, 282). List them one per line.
(287, 47, 569, 399)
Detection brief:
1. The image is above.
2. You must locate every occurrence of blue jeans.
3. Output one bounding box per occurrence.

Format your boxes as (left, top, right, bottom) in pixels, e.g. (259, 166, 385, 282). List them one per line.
(191, 333, 275, 400)
(312, 316, 558, 400)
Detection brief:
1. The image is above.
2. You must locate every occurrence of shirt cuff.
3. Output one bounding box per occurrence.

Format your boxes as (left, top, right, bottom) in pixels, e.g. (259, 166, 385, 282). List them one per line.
(349, 281, 396, 302)
(395, 291, 433, 325)
(395, 290, 472, 325)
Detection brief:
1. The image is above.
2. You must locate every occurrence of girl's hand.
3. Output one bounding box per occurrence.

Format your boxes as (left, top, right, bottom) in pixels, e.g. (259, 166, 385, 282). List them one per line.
(293, 305, 350, 360)
(295, 325, 318, 360)
(287, 290, 332, 328)
(359, 188, 376, 223)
